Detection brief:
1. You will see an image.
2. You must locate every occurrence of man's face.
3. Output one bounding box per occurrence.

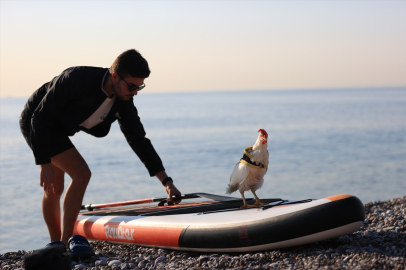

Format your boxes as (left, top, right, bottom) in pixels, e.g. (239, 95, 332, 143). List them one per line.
(112, 73, 145, 101)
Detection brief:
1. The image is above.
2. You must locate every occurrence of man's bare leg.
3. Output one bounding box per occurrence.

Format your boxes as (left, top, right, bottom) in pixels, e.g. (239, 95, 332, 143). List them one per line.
(50, 147, 91, 245)
(42, 164, 65, 242)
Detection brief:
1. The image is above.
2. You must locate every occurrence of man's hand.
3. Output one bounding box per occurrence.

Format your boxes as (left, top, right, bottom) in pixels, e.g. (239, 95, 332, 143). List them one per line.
(155, 171, 182, 205)
(39, 163, 57, 194)
(165, 181, 182, 205)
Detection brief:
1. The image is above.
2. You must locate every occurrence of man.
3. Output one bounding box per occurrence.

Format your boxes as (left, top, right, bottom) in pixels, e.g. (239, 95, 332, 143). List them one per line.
(19, 49, 181, 257)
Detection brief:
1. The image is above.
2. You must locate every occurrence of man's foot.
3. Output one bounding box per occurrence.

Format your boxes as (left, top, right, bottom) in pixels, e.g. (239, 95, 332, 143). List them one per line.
(68, 235, 95, 259)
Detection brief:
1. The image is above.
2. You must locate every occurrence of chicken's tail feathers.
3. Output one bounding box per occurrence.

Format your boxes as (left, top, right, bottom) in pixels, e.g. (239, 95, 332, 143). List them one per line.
(226, 184, 239, 194)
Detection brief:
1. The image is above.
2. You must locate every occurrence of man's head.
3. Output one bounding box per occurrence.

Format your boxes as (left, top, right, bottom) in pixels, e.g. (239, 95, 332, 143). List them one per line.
(110, 49, 150, 78)
(109, 49, 150, 100)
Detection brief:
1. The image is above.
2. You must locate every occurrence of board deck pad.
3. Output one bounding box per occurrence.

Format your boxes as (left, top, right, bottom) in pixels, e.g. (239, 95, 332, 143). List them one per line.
(80, 198, 283, 216)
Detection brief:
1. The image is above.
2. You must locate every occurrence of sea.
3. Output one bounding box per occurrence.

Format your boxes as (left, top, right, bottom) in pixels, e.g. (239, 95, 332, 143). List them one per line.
(0, 88, 405, 254)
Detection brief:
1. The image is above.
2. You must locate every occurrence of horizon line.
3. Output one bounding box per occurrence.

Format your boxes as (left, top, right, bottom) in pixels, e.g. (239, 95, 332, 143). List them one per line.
(1, 85, 405, 99)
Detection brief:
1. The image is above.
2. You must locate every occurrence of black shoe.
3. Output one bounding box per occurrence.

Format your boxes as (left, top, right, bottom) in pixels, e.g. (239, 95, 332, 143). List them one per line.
(68, 235, 95, 259)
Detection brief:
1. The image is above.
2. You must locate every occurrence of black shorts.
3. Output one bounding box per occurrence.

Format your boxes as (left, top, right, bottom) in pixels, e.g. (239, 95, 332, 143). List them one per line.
(19, 117, 75, 159)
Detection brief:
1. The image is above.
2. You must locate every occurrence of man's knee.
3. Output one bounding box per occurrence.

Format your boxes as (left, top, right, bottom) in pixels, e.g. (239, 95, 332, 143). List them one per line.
(83, 169, 91, 183)
(43, 178, 64, 198)
(73, 169, 91, 185)
(53, 185, 65, 197)
(44, 187, 64, 199)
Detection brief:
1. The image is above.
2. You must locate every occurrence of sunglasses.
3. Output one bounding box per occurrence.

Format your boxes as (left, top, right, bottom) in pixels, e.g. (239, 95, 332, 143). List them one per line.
(117, 73, 146, 92)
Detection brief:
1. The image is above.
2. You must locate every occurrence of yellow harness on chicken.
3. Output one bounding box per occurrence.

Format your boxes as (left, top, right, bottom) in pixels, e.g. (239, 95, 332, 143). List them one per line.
(239, 146, 268, 169)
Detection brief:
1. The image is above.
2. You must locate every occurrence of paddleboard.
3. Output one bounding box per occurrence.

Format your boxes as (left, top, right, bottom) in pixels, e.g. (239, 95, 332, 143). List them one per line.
(74, 193, 365, 252)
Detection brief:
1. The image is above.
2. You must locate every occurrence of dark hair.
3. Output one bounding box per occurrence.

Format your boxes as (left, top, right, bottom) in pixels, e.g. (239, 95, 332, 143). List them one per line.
(110, 49, 150, 78)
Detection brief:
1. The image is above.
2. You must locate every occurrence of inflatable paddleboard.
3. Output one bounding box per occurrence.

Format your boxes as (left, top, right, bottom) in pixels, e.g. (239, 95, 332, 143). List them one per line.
(74, 193, 365, 252)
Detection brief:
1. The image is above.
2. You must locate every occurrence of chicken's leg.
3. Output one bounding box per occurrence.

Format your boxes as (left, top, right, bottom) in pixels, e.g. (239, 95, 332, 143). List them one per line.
(252, 190, 264, 206)
(240, 191, 257, 209)
(240, 191, 249, 209)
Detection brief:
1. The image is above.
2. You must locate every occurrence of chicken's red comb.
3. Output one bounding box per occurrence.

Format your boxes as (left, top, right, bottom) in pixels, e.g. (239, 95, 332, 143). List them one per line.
(258, 129, 268, 138)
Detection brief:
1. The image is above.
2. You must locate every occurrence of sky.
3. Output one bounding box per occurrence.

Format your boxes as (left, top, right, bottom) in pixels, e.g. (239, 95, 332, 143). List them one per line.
(0, 1, 405, 98)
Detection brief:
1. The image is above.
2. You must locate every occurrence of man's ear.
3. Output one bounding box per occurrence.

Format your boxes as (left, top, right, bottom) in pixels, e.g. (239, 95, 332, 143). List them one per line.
(110, 72, 119, 82)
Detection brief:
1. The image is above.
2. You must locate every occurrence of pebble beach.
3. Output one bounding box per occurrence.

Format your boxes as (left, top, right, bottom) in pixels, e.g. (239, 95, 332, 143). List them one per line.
(1, 196, 405, 270)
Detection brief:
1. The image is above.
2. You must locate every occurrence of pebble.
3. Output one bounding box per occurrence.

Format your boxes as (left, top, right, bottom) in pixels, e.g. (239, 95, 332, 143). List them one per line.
(95, 259, 107, 266)
(154, 255, 166, 266)
(108, 259, 122, 266)
(1, 196, 405, 269)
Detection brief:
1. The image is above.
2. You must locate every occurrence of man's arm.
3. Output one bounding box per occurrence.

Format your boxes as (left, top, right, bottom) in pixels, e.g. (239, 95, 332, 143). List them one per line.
(118, 101, 182, 204)
(31, 68, 79, 165)
(117, 101, 165, 176)
(29, 69, 79, 193)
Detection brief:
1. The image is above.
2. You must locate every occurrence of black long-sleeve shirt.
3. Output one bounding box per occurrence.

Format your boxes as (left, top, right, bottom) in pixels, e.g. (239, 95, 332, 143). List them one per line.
(20, 66, 164, 176)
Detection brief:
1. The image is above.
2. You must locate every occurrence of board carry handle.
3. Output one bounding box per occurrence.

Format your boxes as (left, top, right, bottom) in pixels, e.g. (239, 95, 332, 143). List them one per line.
(81, 193, 239, 211)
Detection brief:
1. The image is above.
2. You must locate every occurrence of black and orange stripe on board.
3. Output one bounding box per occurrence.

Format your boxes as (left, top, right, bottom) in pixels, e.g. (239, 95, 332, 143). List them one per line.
(74, 219, 185, 247)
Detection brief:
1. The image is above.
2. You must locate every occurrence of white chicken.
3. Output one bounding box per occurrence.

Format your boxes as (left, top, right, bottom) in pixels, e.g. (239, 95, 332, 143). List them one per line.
(226, 129, 269, 208)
